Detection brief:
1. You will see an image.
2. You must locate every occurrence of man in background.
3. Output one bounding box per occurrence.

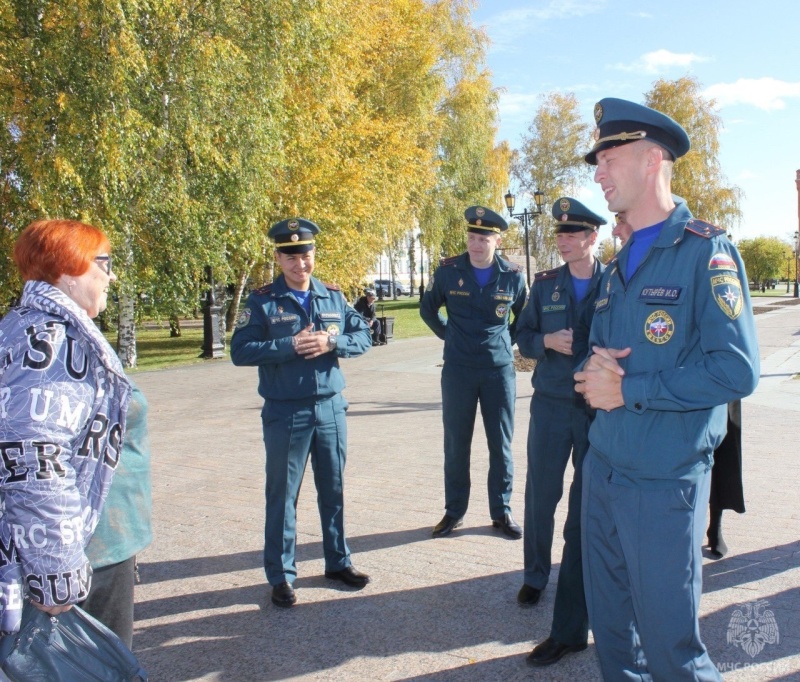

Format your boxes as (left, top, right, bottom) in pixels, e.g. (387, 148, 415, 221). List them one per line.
(515, 197, 606, 667)
(420, 206, 527, 539)
(231, 217, 372, 608)
(354, 288, 384, 345)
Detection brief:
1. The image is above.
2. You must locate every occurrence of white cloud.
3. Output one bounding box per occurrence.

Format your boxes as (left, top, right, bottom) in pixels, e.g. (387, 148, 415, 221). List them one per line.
(610, 49, 709, 74)
(483, 1, 606, 53)
(737, 169, 757, 181)
(704, 78, 800, 111)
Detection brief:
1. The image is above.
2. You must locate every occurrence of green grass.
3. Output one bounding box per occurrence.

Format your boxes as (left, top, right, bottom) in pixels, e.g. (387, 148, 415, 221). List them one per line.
(112, 288, 795, 372)
(750, 288, 793, 297)
(371, 296, 435, 339)
(109, 297, 435, 372)
(105, 327, 234, 373)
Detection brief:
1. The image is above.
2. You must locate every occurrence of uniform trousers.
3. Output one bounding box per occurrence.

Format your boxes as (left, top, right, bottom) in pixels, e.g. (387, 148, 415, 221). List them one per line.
(261, 394, 351, 585)
(523, 393, 589, 646)
(581, 449, 722, 681)
(440, 362, 515, 520)
(79, 556, 136, 648)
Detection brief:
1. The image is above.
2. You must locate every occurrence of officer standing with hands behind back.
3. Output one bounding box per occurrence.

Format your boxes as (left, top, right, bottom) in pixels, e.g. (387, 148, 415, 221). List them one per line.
(231, 218, 372, 609)
(514, 198, 606, 667)
(574, 98, 759, 680)
(420, 206, 528, 540)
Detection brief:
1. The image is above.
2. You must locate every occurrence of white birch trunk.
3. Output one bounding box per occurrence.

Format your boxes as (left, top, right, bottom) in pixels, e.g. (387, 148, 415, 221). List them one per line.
(225, 262, 254, 331)
(117, 292, 137, 368)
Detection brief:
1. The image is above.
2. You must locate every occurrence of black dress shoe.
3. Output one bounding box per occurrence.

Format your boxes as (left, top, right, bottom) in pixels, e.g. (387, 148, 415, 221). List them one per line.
(526, 637, 587, 666)
(517, 583, 542, 606)
(324, 566, 370, 588)
(432, 514, 463, 538)
(492, 513, 522, 539)
(271, 581, 296, 608)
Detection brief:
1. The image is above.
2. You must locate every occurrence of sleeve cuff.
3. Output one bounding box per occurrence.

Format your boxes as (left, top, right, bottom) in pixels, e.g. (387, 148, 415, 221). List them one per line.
(622, 374, 648, 413)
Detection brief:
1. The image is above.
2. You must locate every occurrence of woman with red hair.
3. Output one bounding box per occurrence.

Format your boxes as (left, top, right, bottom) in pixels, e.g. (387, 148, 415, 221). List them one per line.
(0, 219, 131, 636)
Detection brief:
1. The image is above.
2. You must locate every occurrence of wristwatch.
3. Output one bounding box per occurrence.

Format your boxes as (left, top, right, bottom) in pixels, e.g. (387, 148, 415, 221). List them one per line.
(326, 334, 337, 352)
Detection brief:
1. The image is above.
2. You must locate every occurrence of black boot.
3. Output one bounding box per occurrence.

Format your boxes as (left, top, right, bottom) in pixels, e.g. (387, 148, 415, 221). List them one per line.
(707, 506, 727, 559)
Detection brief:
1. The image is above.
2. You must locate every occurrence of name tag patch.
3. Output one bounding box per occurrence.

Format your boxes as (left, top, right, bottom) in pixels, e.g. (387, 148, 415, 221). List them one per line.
(319, 312, 342, 320)
(268, 314, 300, 325)
(542, 305, 567, 313)
(638, 286, 682, 302)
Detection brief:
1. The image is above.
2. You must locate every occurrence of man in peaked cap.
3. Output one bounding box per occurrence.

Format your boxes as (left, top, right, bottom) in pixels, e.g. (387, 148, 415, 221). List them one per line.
(575, 99, 759, 680)
(584, 97, 691, 166)
(354, 287, 384, 345)
(514, 197, 606, 666)
(230, 217, 373, 608)
(420, 205, 528, 540)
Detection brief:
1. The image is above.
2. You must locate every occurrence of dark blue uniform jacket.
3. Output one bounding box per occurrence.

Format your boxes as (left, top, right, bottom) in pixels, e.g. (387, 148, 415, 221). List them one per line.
(420, 253, 527, 368)
(583, 203, 759, 483)
(517, 259, 605, 400)
(230, 275, 371, 402)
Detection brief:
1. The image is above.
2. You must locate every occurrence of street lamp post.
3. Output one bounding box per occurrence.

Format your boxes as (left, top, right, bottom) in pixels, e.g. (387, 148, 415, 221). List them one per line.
(418, 233, 426, 301)
(787, 255, 793, 294)
(795, 170, 800, 298)
(504, 189, 545, 286)
(795, 230, 799, 298)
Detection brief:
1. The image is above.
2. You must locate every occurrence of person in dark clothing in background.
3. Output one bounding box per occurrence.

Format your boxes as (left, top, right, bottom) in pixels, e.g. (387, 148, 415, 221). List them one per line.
(354, 288, 384, 345)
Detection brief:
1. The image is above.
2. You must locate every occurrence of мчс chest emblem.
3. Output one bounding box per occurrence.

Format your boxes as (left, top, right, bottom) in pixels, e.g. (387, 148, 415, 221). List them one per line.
(326, 323, 340, 336)
(495, 303, 508, 318)
(551, 290, 560, 302)
(711, 274, 743, 320)
(644, 310, 674, 345)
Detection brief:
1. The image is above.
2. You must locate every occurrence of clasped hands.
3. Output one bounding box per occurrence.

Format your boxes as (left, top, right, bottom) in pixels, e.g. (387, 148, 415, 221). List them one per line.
(293, 325, 334, 359)
(574, 346, 631, 412)
(545, 328, 574, 355)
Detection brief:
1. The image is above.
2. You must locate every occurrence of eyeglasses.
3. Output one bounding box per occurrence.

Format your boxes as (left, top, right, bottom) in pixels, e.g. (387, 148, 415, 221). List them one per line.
(94, 255, 113, 274)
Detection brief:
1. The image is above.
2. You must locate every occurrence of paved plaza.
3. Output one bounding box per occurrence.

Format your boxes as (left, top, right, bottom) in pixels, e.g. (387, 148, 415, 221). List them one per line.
(131, 297, 800, 681)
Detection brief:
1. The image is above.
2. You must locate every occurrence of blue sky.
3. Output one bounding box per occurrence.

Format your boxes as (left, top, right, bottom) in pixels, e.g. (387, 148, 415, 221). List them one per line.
(471, 1, 800, 248)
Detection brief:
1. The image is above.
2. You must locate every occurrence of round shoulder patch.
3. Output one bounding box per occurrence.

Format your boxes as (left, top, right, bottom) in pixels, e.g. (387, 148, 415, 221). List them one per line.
(236, 308, 252, 329)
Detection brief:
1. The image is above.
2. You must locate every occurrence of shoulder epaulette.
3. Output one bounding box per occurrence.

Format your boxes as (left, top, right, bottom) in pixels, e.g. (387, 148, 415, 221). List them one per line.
(533, 267, 560, 282)
(438, 255, 460, 267)
(253, 284, 273, 295)
(323, 281, 341, 291)
(499, 257, 523, 273)
(685, 219, 726, 239)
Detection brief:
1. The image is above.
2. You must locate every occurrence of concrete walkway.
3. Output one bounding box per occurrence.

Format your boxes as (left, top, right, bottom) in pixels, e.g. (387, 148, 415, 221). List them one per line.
(131, 297, 800, 681)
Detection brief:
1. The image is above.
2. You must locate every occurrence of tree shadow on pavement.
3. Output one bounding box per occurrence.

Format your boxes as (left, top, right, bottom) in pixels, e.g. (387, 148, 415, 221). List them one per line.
(132, 571, 599, 681)
(703, 540, 800, 592)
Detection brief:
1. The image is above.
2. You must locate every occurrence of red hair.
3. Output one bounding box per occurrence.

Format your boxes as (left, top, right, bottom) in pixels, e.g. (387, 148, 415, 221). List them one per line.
(13, 219, 111, 283)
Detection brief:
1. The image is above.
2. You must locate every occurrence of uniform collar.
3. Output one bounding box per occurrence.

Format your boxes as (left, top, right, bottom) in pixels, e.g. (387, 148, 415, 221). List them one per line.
(273, 274, 330, 299)
(456, 252, 511, 272)
(557, 257, 603, 282)
(653, 202, 694, 248)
